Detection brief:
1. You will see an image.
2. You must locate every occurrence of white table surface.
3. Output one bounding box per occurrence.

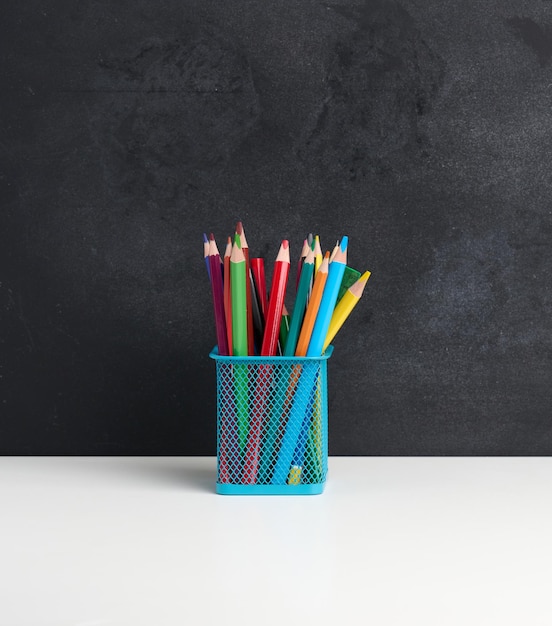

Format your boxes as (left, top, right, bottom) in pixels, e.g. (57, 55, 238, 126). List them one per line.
(1, 457, 552, 625)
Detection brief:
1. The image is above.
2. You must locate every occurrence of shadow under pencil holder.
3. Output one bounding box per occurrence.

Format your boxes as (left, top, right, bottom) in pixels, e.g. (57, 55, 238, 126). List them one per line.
(210, 346, 333, 495)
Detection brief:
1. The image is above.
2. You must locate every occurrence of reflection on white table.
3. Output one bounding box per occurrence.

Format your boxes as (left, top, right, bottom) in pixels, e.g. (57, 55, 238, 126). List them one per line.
(1, 457, 552, 625)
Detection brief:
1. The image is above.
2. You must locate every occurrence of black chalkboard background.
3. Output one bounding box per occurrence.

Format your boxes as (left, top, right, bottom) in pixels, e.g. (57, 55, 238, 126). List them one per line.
(2, 0, 551, 455)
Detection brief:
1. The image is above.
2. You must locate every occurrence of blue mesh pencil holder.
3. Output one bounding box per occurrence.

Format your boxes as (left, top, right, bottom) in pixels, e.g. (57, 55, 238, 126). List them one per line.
(209, 346, 333, 495)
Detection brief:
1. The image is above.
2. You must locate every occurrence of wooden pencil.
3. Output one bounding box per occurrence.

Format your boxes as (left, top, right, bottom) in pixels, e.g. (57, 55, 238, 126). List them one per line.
(203, 233, 211, 278)
(307, 236, 348, 356)
(295, 251, 330, 356)
(261, 240, 291, 357)
(230, 235, 249, 456)
(230, 236, 248, 357)
(208, 238, 229, 356)
(313, 235, 323, 273)
(236, 222, 254, 355)
(296, 238, 309, 292)
(223, 236, 233, 356)
(323, 271, 371, 352)
(250, 257, 267, 317)
(284, 246, 315, 356)
(243, 240, 290, 483)
(279, 304, 290, 354)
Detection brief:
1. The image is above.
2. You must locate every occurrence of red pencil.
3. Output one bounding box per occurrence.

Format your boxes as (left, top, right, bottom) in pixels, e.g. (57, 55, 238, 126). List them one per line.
(208, 238, 229, 356)
(261, 240, 291, 356)
(250, 257, 267, 317)
(242, 240, 290, 483)
(236, 222, 255, 355)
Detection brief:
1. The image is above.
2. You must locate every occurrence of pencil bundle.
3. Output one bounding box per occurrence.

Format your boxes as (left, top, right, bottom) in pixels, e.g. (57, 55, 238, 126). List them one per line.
(204, 224, 371, 358)
(205, 223, 371, 488)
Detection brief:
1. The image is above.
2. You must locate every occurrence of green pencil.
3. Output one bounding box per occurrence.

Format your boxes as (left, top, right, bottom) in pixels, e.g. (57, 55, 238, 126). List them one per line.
(230, 235, 249, 454)
(337, 266, 361, 303)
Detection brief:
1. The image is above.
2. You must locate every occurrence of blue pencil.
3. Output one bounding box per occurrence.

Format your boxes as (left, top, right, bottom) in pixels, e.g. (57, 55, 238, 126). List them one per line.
(272, 237, 348, 483)
(288, 372, 318, 484)
(306, 236, 348, 356)
(271, 365, 318, 484)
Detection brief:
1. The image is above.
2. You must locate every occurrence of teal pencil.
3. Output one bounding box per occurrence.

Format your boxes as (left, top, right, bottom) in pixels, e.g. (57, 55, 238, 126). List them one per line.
(284, 247, 315, 356)
(306, 236, 348, 356)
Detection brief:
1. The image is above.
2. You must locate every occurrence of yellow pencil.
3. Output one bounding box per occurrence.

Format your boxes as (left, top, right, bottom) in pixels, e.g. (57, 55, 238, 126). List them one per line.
(322, 271, 371, 352)
(313, 235, 323, 273)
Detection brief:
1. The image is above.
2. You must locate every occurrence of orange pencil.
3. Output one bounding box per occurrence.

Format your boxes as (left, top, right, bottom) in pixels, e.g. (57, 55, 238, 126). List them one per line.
(236, 222, 254, 355)
(295, 251, 330, 356)
(223, 236, 233, 356)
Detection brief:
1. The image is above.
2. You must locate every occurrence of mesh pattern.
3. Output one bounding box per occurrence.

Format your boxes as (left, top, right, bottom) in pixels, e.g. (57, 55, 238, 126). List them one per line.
(211, 353, 329, 486)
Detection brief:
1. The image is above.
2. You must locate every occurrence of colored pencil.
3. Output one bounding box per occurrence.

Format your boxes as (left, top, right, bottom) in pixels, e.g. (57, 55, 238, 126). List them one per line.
(279, 304, 290, 353)
(208, 238, 229, 356)
(305, 398, 323, 483)
(243, 241, 290, 482)
(223, 237, 233, 356)
(329, 240, 340, 262)
(242, 358, 271, 483)
(203, 233, 211, 278)
(288, 376, 318, 484)
(296, 238, 309, 291)
(249, 268, 265, 353)
(230, 235, 249, 454)
(271, 365, 318, 484)
(261, 240, 291, 357)
(313, 235, 323, 273)
(273, 237, 347, 483)
(250, 257, 267, 316)
(323, 271, 371, 352)
(230, 236, 248, 356)
(236, 222, 254, 355)
(295, 252, 329, 357)
(307, 236, 348, 356)
(337, 266, 361, 303)
(284, 247, 314, 356)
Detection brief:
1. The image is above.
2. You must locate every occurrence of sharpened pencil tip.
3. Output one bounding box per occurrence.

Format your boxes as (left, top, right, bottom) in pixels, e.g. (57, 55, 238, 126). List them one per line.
(282, 239, 289, 249)
(235, 221, 244, 235)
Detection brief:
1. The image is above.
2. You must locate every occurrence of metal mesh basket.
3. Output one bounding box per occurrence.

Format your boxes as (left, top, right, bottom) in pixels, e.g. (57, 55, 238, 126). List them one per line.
(210, 347, 332, 495)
